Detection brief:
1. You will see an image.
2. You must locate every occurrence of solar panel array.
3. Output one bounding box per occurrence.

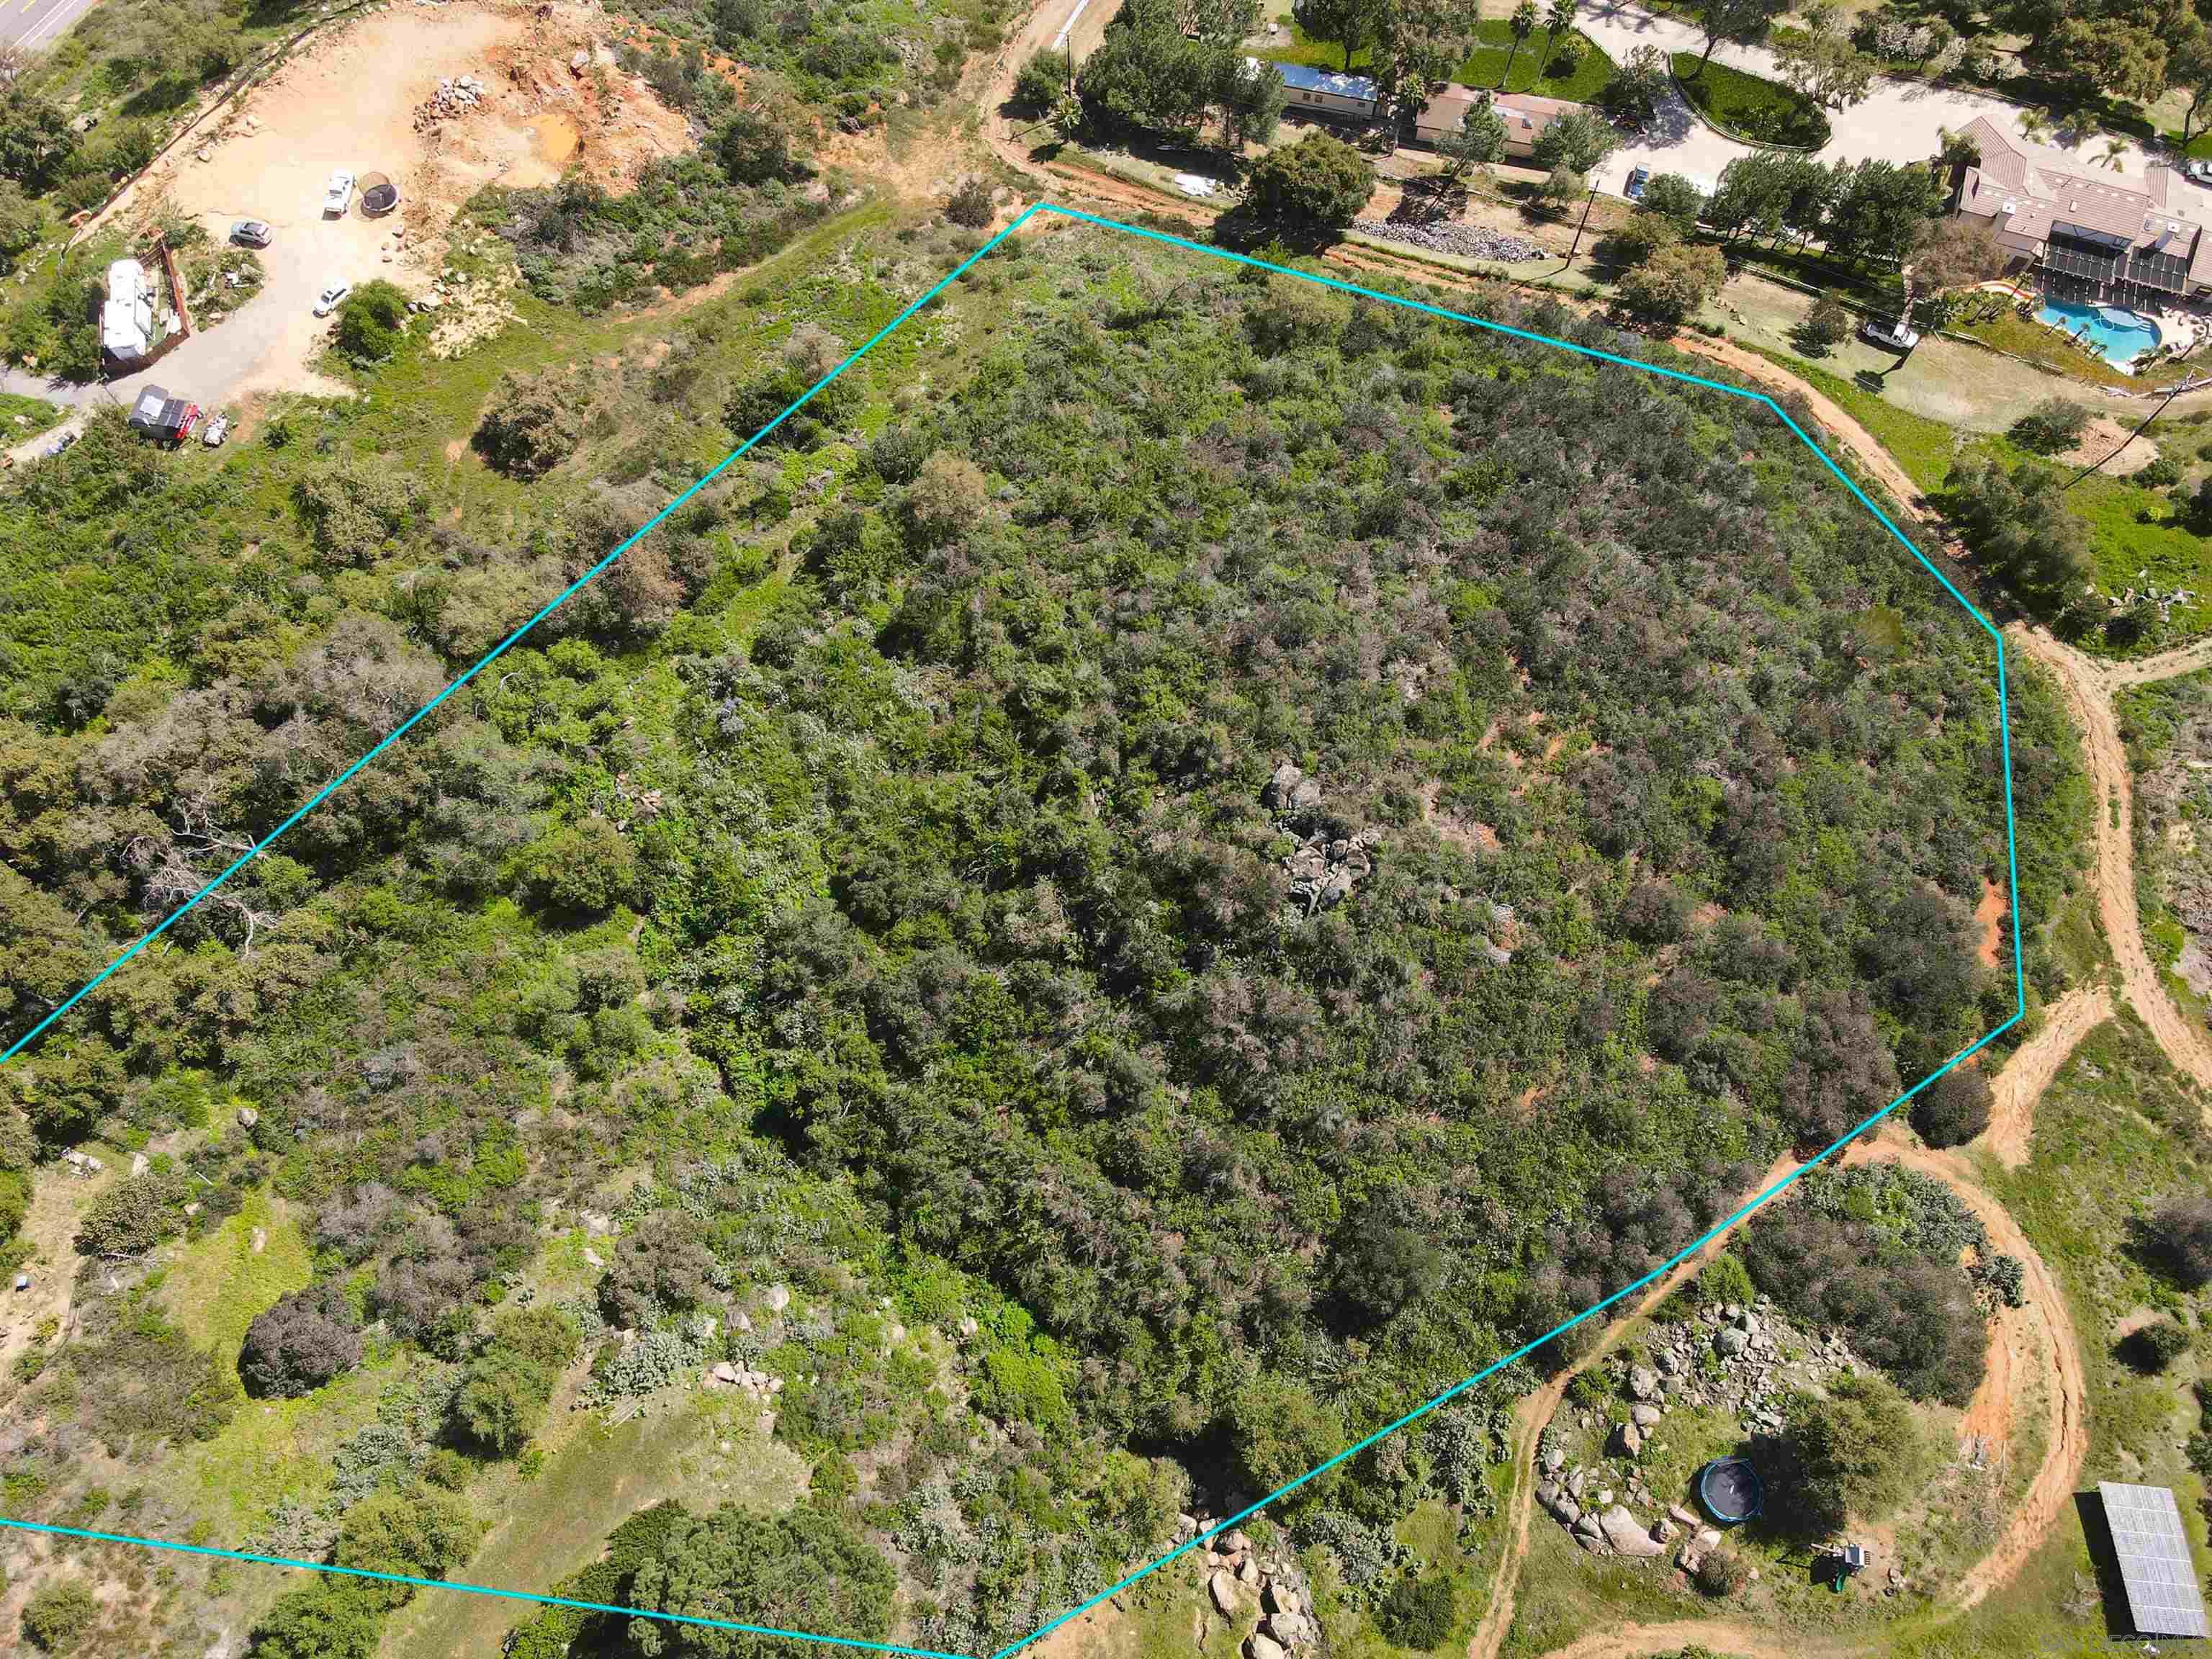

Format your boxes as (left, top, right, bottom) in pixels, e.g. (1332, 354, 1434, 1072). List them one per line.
(2099, 1482, 2210, 1638)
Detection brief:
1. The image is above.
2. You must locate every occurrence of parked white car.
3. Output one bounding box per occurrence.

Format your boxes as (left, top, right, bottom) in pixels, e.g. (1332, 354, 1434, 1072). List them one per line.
(313, 280, 353, 318)
(323, 169, 356, 215)
(1861, 316, 1921, 352)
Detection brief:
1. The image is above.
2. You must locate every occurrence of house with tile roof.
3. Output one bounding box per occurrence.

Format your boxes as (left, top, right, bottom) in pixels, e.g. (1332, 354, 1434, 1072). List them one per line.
(1952, 114, 2212, 304)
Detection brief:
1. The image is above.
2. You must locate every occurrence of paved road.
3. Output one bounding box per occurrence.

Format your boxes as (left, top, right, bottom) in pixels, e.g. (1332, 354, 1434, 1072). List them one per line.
(1575, 0, 2178, 201)
(1, 0, 104, 53)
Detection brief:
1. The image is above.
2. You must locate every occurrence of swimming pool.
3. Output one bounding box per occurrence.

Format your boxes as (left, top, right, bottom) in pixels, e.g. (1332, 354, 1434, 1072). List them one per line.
(2036, 300, 2163, 367)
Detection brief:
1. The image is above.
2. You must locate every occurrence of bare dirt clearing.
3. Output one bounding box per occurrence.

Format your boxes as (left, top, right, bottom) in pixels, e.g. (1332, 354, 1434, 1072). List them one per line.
(92, 0, 689, 402)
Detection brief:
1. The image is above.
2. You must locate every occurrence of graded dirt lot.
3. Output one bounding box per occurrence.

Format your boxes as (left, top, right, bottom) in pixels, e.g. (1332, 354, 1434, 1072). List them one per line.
(88, 0, 689, 404)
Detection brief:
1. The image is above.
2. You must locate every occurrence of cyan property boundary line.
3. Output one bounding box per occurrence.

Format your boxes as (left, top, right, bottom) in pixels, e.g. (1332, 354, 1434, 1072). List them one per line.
(0, 201, 2031, 1659)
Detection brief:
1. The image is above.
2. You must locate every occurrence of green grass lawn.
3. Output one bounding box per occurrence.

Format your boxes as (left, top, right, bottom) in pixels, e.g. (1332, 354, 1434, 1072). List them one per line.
(1956, 305, 2201, 390)
(1257, 19, 1615, 102)
(155, 1189, 312, 1360)
(1669, 53, 1831, 148)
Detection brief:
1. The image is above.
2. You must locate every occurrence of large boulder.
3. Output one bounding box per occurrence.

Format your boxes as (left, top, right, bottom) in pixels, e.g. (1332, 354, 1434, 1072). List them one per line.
(1611, 1419, 1645, 1459)
(1627, 1364, 1660, 1401)
(1264, 761, 1304, 809)
(1248, 1636, 1286, 1659)
(1716, 1326, 1750, 1358)
(1599, 1506, 1666, 1558)
(1209, 1570, 1238, 1615)
(1630, 1402, 1662, 1428)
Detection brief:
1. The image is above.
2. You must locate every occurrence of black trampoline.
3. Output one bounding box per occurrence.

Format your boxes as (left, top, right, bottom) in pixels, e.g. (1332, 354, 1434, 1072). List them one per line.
(1699, 1456, 1763, 1525)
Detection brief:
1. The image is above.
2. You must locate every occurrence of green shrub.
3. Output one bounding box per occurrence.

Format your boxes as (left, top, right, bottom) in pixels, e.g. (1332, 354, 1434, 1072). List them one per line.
(1374, 1573, 1456, 1645)
(331, 280, 411, 365)
(21, 1581, 97, 1653)
(2008, 397, 2091, 455)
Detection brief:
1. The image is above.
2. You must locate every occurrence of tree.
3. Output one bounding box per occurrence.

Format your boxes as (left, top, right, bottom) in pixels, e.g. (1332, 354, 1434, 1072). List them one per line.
(334, 1483, 480, 1607)
(2171, 22, 2212, 148)
(240, 1282, 362, 1398)
(1942, 457, 2093, 609)
(1599, 44, 1670, 129)
(1293, 0, 1385, 71)
(451, 1305, 581, 1455)
(2137, 1192, 2212, 1288)
(1773, 1372, 1928, 1536)
(599, 1213, 717, 1328)
(73, 1170, 190, 1257)
(625, 1503, 895, 1658)
(2040, 14, 2168, 107)
(1013, 48, 1073, 112)
(1910, 215, 2008, 292)
(1773, 3, 1879, 111)
(2008, 397, 2091, 454)
(0, 86, 75, 192)
(1608, 210, 1681, 267)
(1222, 55, 1287, 147)
(2118, 1317, 2193, 1373)
(21, 1583, 98, 1653)
(946, 178, 994, 228)
(1707, 151, 1788, 242)
(1639, 172, 1705, 235)
(1370, 0, 1481, 104)
(522, 818, 639, 917)
(1617, 240, 1726, 328)
(1531, 107, 1617, 176)
(1910, 1065, 1991, 1148)
(1229, 1373, 1345, 1502)
(716, 107, 801, 185)
(246, 1583, 385, 1659)
(903, 450, 991, 544)
(1330, 1190, 1442, 1325)
(1501, 0, 1539, 85)
(1437, 96, 1508, 183)
(1532, 161, 1584, 211)
(1689, 0, 1789, 74)
(1244, 130, 1373, 230)
(0, 178, 40, 276)
(473, 368, 587, 480)
(1798, 291, 1850, 353)
(1375, 1575, 1456, 1645)
(332, 280, 411, 365)
(1824, 159, 1943, 266)
(1539, 0, 1579, 78)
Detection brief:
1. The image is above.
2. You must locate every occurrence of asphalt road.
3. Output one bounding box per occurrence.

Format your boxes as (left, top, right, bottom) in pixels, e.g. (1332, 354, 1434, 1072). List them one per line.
(1, 0, 105, 53)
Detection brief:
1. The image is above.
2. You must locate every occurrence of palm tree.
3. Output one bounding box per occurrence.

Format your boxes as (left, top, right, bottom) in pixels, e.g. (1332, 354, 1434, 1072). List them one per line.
(1539, 0, 1578, 86)
(1502, 0, 1539, 88)
(2100, 135, 2128, 170)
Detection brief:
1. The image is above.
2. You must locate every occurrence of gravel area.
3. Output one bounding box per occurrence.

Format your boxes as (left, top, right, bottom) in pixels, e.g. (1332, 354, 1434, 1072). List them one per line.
(1352, 218, 1544, 262)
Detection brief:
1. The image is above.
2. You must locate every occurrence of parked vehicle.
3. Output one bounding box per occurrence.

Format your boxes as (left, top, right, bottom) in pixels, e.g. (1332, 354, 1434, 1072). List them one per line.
(202, 415, 230, 447)
(230, 220, 273, 248)
(1624, 166, 1650, 202)
(1861, 315, 1921, 351)
(2187, 157, 2212, 186)
(125, 386, 201, 446)
(314, 280, 353, 318)
(323, 170, 356, 215)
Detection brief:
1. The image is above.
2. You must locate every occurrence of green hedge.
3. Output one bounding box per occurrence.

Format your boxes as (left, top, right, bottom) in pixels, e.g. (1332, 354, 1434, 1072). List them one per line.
(1670, 53, 1830, 148)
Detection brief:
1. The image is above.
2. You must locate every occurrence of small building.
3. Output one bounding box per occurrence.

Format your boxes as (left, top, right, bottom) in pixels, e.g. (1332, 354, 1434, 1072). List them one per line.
(1260, 59, 1380, 122)
(1494, 92, 1578, 159)
(101, 257, 155, 367)
(2095, 1481, 2209, 1638)
(1411, 82, 1482, 147)
(125, 384, 202, 446)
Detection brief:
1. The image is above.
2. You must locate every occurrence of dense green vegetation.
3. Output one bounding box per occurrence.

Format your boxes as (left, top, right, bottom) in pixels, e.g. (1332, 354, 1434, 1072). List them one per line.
(1670, 53, 1832, 147)
(0, 184, 2092, 1658)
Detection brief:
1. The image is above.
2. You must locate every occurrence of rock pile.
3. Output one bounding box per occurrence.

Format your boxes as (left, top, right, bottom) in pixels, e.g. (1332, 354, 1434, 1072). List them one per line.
(702, 1361, 785, 1398)
(416, 74, 490, 128)
(1264, 762, 1376, 914)
(1351, 219, 1543, 263)
(1175, 1515, 1317, 1656)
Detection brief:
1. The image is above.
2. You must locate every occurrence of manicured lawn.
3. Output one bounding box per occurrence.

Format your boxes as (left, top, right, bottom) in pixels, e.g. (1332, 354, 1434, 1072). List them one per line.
(1455, 19, 1617, 101)
(1257, 19, 1616, 102)
(1669, 53, 1830, 148)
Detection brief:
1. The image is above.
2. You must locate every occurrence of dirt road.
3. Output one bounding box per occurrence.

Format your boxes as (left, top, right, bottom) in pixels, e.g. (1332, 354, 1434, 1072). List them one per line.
(1482, 1128, 2086, 1659)
(1984, 984, 2116, 1168)
(2007, 625, 2212, 1098)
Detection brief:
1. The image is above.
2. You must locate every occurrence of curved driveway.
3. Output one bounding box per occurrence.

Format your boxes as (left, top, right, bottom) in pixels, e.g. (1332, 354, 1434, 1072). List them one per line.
(1576, 0, 2167, 199)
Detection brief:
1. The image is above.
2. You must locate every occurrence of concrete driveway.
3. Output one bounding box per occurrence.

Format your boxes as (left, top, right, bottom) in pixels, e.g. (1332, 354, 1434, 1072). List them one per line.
(1577, 0, 2166, 197)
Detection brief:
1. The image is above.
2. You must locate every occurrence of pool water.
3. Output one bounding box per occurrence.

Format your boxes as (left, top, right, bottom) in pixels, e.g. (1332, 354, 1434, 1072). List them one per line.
(2036, 300, 2163, 366)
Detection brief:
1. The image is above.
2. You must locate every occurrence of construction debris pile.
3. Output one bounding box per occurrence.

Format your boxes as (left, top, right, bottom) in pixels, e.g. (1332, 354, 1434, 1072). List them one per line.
(415, 73, 490, 128)
(1352, 217, 1542, 263)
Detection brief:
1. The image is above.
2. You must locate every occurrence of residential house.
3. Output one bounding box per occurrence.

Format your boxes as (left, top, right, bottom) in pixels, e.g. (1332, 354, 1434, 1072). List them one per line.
(1263, 60, 1380, 122)
(1952, 114, 2212, 305)
(1411, 83, 1482, 147)
(1494, 91, 1578, 160)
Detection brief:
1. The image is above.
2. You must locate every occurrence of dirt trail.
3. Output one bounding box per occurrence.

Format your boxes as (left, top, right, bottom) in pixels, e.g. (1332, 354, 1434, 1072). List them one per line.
(1465, 1156, 1798, 1659)
(2008, 625, 2212, 1099)
(2102, 634, 2212, 688)
(1984, 983, 2116, 1167)
(1488, 1128, 2086, 1659)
